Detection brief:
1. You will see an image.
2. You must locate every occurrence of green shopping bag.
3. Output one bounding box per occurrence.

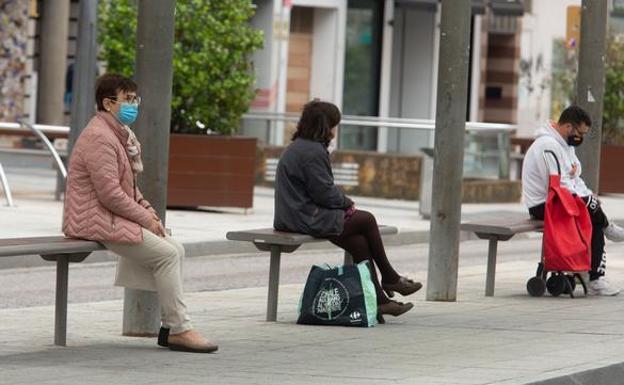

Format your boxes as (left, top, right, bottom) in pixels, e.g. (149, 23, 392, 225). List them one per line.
(297, 261, 377, 327)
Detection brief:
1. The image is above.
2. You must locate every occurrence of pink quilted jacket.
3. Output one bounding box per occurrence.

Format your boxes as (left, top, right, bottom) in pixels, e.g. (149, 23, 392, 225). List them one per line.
(63, 112, 154, 243)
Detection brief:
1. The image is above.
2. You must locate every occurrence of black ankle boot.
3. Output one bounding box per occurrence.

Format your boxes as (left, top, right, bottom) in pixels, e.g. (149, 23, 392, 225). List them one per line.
(158, 327, 170, 347)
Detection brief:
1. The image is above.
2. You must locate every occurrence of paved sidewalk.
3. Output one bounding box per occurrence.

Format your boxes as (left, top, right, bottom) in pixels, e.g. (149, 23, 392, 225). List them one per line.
(3, 239, 624, 385)
(4, 164, 624, 384)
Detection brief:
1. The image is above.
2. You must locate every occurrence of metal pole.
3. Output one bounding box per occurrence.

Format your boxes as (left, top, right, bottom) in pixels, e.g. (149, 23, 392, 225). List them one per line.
(122, 0, 176, 337)
(54, 256, 69, 346)
(20, 122, 67, 179)
(37, 0, 70, 125)
(575, 0, 608, 192)
(0, 163, 14, 207)
(266, 245, 282, 322)
(68, 0, 99, 156)
(426, 0, 471, 302)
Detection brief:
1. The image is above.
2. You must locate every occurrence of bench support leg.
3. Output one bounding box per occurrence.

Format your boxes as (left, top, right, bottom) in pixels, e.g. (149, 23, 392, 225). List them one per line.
(343, 251, 353, 266)
(55, 255, 69, 346)
(485, 238, 498, 297)
(267, 245, 281, 322)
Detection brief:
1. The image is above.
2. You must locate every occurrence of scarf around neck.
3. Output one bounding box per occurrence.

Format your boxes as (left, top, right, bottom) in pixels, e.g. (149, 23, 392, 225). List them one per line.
(123, 125, 144, 174)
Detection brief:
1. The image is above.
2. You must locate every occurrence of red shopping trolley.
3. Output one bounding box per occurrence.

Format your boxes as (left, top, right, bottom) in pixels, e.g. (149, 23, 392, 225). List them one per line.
(526, 151, 591, 298)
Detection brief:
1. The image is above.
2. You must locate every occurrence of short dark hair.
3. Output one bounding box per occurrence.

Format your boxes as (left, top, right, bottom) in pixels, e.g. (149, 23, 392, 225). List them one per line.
(95, 74, 138, 111)
(558, 105, 592, 128)
(292, 99, 341, 146)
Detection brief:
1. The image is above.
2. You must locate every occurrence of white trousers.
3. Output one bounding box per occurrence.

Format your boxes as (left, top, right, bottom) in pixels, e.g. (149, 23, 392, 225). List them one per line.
(104, 228, 192, 334)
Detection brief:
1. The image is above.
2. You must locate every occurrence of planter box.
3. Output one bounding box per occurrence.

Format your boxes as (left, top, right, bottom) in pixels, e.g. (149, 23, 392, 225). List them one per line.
(600, 144, 624, 194)
(168, 134, 256, 208)
(256, 145, 520, 203)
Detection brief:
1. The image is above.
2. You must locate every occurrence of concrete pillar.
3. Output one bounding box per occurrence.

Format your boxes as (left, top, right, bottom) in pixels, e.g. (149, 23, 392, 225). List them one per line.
(122, 0, 176, 337)
(37, 0, 70, 125)
(575, 0, 608, 192)
(426, 0, 472, 302)
(68, 0, 98, 155)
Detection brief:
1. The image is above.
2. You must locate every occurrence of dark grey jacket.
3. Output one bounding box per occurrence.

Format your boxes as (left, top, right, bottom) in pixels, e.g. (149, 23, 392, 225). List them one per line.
(273, 138, 353, 237)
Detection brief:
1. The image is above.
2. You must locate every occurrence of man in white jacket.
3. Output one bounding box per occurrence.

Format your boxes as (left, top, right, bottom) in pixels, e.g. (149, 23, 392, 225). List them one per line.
(522, 105, 622, 296)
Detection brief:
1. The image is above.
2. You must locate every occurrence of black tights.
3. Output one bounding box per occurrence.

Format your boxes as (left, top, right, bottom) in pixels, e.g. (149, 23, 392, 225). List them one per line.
(328, 210, 400, 304)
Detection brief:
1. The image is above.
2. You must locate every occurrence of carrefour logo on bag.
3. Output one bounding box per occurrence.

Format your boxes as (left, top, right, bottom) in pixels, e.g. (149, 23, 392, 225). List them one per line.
(312, 278, 350, 320)
(349, 311, 361, 322)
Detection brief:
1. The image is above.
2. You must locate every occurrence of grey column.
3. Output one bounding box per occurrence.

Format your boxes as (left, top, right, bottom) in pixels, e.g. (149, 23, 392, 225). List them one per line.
(68, 0, 99, 156)
(426, 0, 471, 302)
(122, 0, 177, 336)
(37, 0, 70, 125)
(575, 0, 608, 192)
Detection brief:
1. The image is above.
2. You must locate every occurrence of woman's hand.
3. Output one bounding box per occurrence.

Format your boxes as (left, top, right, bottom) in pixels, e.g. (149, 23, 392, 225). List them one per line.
(344, 204, 357, 220)
(147, 218, 167, 237)
(150, 209, 160, 223)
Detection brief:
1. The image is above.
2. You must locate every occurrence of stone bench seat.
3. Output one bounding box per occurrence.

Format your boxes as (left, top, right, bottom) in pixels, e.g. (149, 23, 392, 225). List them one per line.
(461, 215, 543, 296)
(0, 236, 104, 346)
(226, 225, 398, 321)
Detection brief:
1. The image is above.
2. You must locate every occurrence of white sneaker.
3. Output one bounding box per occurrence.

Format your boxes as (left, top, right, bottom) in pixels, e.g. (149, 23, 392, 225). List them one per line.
(604, 223, 624, 242)
(587, 277, 621, 296)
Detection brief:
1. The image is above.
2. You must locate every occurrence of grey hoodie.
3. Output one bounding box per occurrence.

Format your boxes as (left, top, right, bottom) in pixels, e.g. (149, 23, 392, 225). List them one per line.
(521, 121, 592, 208)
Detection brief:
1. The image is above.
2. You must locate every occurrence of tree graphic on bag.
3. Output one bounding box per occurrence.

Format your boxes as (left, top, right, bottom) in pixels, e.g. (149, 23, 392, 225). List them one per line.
(297, 262, 378, 327)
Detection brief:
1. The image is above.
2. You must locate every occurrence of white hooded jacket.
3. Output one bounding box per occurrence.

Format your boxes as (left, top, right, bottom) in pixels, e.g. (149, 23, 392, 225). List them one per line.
(521, 121, 592, 208)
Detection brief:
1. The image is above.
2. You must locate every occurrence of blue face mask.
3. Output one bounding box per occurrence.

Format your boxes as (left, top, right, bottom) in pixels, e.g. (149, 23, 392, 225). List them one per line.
(117, 103, 139, 125)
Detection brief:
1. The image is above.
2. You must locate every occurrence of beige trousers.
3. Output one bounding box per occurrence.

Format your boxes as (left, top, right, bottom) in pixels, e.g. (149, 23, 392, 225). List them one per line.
(103, 228, 192, 334)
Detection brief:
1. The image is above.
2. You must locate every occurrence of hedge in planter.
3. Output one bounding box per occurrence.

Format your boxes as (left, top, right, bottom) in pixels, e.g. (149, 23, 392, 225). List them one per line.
(99, 0, 264, 208)
(99, 0, 264, 135)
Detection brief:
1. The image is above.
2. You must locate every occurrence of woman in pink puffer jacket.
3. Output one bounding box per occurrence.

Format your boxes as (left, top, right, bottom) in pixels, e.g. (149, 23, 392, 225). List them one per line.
(63, 74, 217, 353)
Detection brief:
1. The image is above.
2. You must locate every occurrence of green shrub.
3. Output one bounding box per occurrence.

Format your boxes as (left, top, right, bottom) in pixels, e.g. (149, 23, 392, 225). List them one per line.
(551, 34, 624, 144)
(98, 0, 264, 135)
(603, 35, 624, 144)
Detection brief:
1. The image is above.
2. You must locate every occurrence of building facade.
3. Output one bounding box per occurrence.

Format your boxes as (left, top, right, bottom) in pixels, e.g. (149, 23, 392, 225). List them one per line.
(247, 0, 527, 153)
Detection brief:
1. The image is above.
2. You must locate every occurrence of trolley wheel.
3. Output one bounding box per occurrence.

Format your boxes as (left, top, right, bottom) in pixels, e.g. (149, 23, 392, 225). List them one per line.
(546, 274, 566, 297)
(527, 276, 546, 297)
(562, 275, 577, 294)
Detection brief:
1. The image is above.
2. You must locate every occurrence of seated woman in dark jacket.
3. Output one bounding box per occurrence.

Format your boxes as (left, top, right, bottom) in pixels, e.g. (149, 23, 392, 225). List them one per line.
(274, 99, 421, 323)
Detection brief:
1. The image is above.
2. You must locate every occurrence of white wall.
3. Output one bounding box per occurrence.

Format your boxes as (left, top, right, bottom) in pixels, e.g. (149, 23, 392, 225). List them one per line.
(296, 0, 347, 108)
(250, 0, 276, 109)
(387, 5, 437, 153)
(245, 0, 279, 142)
(516, 0, 581, 137)
(376, 0, 395, 152)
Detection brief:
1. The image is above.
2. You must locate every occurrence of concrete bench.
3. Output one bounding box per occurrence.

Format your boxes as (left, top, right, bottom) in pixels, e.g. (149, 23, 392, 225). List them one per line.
(460, 216, 543, 296)
(225, 225, 398, 321)
(0, 236, 104, 346)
